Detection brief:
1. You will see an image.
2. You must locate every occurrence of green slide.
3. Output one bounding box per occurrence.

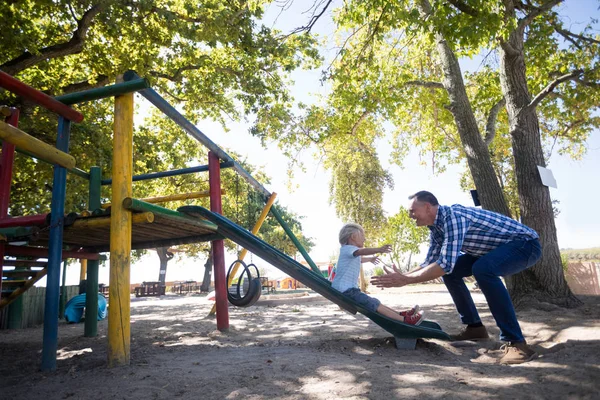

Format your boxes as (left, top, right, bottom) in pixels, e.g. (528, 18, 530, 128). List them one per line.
(179, 206, 451, 341)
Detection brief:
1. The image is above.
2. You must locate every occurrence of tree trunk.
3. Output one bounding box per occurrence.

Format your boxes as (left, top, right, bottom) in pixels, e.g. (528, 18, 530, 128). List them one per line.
(498, 23, 581, 308)
(156, 247, 173, 286)
(419, 0, 511, 216)
(200, 254, 213, 293)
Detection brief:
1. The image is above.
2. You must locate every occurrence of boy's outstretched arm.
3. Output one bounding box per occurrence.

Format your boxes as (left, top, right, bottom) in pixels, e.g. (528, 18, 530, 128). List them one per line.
(354, 244, 392, 257)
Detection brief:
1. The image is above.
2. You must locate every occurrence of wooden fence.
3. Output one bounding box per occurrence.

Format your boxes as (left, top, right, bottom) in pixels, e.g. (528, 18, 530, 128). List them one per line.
(566, 262, 600, 295)
(0, 285, 80, 329)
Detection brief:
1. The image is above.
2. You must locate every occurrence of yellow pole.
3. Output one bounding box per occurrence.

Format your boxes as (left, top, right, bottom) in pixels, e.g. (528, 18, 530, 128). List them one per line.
(73, 212, 154, 229)
(0, 120, 76, 169)
(208, 192, 277, 316)
(108, 86, 133, 367)
(79, 259, 87, 281)
(359, 266, 367, 293)
(100, 190, 224, 209)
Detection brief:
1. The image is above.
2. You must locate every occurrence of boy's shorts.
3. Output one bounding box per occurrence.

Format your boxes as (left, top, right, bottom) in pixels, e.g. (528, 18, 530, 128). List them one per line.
(342, 288, 381, 312)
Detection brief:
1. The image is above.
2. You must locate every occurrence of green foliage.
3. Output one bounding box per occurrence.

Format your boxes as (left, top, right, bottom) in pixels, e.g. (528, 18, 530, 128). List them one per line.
(380, 206, 429, 271)
(252, 0, 599, 223)
(0, 0, 318, 259)
(372, 266, 384, 276)
(325, 142, 393, 238)
(561, 253, 569, 272)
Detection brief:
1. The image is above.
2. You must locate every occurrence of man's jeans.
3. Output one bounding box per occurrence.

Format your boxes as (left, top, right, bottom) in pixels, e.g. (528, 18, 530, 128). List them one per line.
(442, 239, 542, 342)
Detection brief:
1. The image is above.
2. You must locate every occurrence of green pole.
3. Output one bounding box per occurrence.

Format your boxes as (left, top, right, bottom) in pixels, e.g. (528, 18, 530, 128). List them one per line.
(85, 166, 101, 337)
(7, 294, 23, 329)
(7, 257, 26, 328)
(55, 78, 150, 105)
(269, 205, 321, 275)
(122, 197, 218, 231)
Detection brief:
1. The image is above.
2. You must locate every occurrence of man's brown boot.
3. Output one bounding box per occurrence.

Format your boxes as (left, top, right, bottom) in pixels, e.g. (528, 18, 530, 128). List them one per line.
(499, 341, 537, 365)
(451, 325, 490, 341)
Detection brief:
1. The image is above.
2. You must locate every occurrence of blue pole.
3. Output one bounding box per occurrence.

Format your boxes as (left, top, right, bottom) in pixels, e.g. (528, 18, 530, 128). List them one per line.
(41, 116, 71, 371)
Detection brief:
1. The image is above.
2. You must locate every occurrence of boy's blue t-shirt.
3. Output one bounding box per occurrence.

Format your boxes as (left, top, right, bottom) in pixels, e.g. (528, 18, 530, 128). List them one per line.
(332, 244, 361, 293)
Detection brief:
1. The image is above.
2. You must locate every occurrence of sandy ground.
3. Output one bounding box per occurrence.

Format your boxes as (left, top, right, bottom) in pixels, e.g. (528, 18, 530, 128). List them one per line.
(1, 284, 599, 400)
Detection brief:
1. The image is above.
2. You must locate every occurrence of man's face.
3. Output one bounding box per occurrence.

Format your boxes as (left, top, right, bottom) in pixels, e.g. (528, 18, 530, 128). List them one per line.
(408, 198, 432, 226)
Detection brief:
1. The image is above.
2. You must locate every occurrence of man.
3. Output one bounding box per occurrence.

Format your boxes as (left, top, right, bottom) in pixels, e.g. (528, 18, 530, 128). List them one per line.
(370, 191, 542, 364)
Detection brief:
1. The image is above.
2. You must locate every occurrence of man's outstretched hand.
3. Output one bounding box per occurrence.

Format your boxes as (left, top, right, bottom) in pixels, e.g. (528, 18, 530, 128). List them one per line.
(370, 272, 412, 288)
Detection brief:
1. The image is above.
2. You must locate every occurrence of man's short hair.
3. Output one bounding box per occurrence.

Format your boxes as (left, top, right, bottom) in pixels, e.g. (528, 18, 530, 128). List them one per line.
(408, 191, 439, 206)
(339, 223, 364, 245)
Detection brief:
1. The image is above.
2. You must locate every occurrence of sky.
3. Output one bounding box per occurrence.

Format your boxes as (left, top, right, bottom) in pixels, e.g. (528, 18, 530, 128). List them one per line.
(53, 0, 600, 286)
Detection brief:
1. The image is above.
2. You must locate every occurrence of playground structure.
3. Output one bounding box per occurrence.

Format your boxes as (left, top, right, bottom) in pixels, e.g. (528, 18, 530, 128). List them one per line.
(0, 69, 450, 372)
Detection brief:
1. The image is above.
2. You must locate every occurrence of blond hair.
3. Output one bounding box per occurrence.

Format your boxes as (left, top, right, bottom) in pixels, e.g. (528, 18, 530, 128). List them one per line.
(339, 223, 364, 245)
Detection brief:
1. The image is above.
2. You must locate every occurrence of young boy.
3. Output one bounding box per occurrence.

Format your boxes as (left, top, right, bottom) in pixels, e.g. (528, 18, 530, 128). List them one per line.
(332, 223, 424, 325)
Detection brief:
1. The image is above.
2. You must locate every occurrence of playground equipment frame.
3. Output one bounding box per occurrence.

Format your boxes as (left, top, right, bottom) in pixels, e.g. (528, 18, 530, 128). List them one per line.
(0, 69, 321, 370)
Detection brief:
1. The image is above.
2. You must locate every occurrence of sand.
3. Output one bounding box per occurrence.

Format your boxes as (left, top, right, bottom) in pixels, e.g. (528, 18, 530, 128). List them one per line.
(1, 284, 599, 399)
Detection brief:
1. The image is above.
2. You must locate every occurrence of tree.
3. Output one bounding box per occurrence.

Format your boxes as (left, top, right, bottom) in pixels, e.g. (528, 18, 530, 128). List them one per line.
(200, 254, 213, 292)
(0, 0, 320, 211)
(381, 207, 429, 272)
(156, 247, 174, 286)
(253, 0, 598, 307)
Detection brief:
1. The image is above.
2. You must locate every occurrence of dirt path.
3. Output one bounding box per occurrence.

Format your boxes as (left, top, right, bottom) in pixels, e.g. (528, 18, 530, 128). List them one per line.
(1, 285, 599, 399)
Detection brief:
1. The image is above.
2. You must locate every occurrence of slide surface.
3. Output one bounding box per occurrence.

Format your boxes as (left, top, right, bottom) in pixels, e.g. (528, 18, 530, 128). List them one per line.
(179, 206, 451, 341)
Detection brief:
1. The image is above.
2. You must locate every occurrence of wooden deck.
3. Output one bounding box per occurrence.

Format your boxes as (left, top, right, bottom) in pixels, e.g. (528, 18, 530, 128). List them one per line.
(35, 199, 222, 252)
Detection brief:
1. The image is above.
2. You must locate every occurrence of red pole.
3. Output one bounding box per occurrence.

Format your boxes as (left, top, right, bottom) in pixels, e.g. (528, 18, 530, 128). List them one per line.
(0, 108, 18, 296)
(0, 214, 48, 228)
(0, 71, 84, 123)
(208, 151, 229, 331)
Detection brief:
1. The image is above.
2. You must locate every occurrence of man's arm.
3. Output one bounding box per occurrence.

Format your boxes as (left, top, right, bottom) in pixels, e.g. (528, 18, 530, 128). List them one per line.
(371, 211, 469, 288)
(371, 262, 445, 288)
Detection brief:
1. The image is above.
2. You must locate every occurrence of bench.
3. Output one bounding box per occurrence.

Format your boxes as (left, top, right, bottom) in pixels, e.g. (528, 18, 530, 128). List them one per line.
(134, 281, 166, 297)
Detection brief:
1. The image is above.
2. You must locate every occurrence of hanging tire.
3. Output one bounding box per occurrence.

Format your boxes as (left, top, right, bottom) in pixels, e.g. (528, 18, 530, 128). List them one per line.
(226, 259, 262, 307)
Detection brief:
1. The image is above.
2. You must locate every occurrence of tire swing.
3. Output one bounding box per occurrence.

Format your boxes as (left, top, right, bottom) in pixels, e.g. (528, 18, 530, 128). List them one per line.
(226, 259, 262, 307)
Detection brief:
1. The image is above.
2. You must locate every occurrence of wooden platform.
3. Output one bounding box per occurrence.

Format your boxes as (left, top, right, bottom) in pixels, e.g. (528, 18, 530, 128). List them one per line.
(35, 199, 222, 252)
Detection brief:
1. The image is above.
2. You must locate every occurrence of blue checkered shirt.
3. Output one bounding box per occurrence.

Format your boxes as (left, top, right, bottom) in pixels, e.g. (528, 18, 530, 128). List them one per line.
(422, 205, 539, 274)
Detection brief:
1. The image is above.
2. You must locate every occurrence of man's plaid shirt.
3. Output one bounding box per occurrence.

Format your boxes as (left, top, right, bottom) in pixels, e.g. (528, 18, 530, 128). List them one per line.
(422, 204, 539, 274)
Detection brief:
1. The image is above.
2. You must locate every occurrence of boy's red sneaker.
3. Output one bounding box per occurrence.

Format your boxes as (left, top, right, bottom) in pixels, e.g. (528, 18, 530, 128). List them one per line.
(402, 311, 425, 326)
(399, 304, 420, 317)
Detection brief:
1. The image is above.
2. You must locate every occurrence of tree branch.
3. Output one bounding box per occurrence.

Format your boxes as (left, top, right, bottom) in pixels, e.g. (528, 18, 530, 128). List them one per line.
(355, 3, 390, 62)
(499, 40, 521, 57)
(285, 0, 334, 37)
(349, 110, 371, 136)
(405, 80, 445, 89)
(575, 77, 600, 88)
(0, 4, 104, 75)
(553, 26, 600, 47)
(148, 61, 210, 82)
(519, 0, 564, 30)
(547, 119, 585, 158)
(60, 75, 111, 95)
(445, 0, 479, 16)
(485, 98, 506, 146)
(526, 69, 584, 110)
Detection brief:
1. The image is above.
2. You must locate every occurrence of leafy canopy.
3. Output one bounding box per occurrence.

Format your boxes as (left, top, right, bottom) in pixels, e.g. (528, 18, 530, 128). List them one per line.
(0, 0, 319, 257)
